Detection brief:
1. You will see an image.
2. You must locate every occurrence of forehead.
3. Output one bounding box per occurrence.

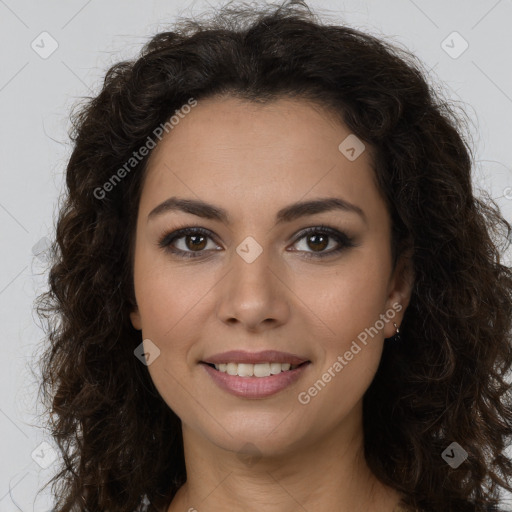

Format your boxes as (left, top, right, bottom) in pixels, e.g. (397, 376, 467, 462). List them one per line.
(138, 96, 386, 227)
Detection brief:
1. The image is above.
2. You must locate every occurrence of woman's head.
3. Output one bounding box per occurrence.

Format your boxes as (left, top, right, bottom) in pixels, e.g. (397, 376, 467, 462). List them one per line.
(128, 93, 413, 457)
(36, 1, 512, 511)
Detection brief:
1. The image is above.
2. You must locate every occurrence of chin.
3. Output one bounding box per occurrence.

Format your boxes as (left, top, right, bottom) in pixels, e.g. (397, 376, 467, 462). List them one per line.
(201, 415, 307, 457)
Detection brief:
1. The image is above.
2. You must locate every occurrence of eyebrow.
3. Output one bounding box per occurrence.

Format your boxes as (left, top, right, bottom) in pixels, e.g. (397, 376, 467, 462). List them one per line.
(147, 196, 367, 225)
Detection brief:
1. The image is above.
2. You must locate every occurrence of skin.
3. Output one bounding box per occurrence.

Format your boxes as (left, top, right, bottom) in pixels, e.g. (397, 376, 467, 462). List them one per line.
(130, 96, 414, 512)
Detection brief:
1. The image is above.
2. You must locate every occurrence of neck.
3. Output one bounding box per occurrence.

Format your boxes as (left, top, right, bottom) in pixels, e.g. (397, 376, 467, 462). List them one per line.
(166, 400, 402, 512)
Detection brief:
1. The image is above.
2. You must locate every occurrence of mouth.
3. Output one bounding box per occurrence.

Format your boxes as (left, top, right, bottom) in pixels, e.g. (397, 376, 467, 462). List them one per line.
(200, 359, 312, 398)
(201, 361, 310, 377)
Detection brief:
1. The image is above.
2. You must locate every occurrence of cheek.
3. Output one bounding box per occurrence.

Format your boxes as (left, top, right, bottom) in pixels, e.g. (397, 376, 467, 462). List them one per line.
(292, 253, 389, 401)
(135, 277, 205, 366)
(293, 250, 390, 343)
(133, 260, 208, 416)
(295, 282, 387, 421)
(133, 240, 209, 339)
(301, 343, 383, 427)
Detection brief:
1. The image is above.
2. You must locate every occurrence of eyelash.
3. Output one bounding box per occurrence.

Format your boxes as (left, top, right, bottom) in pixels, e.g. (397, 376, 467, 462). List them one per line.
(157, 224, 357, 260)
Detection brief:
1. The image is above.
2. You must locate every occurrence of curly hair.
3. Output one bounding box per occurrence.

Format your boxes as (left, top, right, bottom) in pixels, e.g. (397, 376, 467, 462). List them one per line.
(35, 1, 512, 511)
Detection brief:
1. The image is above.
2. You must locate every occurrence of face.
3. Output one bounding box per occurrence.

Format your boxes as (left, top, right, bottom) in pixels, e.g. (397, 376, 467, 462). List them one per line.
(130, 96, 413, 458)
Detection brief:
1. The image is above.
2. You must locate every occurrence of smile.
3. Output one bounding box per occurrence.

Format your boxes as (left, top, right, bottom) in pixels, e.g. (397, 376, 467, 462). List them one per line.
(209, 362, 303, 377)
(201, 361, 311, 398)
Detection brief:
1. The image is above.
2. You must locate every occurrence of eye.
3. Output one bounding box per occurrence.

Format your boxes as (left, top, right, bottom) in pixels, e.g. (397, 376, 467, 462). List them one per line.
(290, 224, 357, 259)
(158, 227, 221, 259)
(157, 224, 357, 259)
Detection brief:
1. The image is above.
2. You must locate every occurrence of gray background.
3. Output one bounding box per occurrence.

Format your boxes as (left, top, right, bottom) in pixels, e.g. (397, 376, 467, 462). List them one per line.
(0, 0, 511, 510)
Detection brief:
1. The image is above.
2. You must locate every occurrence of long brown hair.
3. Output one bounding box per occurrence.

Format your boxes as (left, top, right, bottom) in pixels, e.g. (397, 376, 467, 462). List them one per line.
(35, 1, 512, 511)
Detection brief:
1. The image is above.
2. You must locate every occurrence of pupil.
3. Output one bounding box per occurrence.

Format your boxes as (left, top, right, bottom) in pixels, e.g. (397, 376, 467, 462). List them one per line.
(187, 235, 206, 251)
(309, 234, 327, 251)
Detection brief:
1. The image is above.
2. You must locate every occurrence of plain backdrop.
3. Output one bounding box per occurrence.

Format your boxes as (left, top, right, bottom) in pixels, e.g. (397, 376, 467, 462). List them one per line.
(0, 0, 511, 510)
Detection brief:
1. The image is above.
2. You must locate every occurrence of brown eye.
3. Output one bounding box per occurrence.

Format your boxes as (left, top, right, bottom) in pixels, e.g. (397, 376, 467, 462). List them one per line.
(290, 225, 356, 259)
(304, 233, 329, 252)
(183, 234, 208, 251)
(158, 227, 220, 258)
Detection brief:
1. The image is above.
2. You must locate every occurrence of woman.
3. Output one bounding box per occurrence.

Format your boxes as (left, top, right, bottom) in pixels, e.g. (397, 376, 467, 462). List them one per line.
(35, 1, 512, 511)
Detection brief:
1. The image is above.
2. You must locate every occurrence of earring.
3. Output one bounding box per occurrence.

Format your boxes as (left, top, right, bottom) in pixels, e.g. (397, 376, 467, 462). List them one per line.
(392, 322, 401, 342)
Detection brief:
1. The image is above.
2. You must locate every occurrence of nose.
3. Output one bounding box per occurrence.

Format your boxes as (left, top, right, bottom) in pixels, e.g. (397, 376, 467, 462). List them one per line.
(216, 241, 291, 333)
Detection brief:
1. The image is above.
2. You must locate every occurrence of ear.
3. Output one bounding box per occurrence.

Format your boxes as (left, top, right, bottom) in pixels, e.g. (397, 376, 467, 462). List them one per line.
(383, 245, 415, 339)
(130, 307, 142, 331)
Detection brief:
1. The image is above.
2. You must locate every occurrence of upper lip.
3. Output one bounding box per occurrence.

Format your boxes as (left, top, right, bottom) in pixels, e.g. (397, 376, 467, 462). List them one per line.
(202, 350, 309, 365)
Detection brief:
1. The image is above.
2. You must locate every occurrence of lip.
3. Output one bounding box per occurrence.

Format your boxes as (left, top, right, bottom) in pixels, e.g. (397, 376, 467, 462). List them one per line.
(201, 361, 311, 398)
(202, 350, 309, 365)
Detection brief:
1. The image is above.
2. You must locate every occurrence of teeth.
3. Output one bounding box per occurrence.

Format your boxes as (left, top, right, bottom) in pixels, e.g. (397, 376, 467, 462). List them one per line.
(213, 362, 298, 377)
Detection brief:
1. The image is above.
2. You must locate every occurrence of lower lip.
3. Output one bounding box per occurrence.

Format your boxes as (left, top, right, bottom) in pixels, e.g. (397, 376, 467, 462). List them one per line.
(200, 362, 311, 398)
